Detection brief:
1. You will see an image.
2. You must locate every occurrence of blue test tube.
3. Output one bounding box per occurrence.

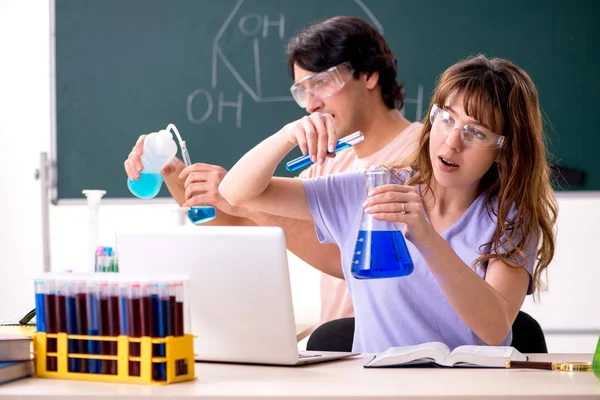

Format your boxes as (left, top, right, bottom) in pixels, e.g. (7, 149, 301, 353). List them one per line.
(106, 247, 115, 272)
(119, 279, 128, 337)
(285, 131, 364, 171)
(156, 280, 170, 381)
(86, 279, 100, 374)
(34, 279, 46, 333)
(64, 280, 79, 372)
(150, 281, 160, 381)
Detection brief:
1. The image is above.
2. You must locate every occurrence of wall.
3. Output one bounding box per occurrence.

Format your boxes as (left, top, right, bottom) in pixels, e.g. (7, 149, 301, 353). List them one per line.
(0, 0, 597, 352)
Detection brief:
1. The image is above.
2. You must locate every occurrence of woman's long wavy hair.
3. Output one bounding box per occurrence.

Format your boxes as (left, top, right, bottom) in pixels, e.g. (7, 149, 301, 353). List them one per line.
(400, 55, 557, 296)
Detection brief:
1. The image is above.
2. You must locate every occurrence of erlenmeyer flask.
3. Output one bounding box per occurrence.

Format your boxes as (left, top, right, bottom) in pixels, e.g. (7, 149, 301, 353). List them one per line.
(351, 168, 414, 279)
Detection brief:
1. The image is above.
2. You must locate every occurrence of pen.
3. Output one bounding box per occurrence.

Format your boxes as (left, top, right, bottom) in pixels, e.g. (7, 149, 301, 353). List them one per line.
(285, 131, 364, 171)
(505, 360, 592, 371)
(505, 360, 561, 370)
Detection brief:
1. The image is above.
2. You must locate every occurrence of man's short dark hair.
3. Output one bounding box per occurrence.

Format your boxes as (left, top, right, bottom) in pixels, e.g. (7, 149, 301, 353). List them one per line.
(286, 16, 404, 110)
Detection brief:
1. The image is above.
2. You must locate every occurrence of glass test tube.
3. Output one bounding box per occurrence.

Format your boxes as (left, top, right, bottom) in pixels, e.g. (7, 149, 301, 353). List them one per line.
(157, 280, 170, 381)
(96, 280, 110, 374)
(127, 282, 141, 377)
(43, 279, 57, 372)
(86, 279, 100, 374)
(64, 280, 79, 372)
(174, 280, 186, 375)
(75, 279, 89, 373)
(55, 278, 67, 372)
(34, 279, 46, 333)
(107, 280, 120, 374)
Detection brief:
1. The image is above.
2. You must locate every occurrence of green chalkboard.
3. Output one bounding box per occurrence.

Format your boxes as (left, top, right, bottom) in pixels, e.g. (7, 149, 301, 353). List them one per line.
(54, 0, 600, 200)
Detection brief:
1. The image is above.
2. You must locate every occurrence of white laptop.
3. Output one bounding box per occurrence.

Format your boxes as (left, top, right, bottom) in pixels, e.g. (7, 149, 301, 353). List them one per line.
(115, 225, 358, 366)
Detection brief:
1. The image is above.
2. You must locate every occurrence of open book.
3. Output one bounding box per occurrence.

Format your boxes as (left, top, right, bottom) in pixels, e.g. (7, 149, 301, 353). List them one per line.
(364, 342, 527, 368)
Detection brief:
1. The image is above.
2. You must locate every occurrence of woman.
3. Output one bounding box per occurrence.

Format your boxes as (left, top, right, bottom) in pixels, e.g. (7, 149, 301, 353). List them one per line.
(218, 55, 558, 353)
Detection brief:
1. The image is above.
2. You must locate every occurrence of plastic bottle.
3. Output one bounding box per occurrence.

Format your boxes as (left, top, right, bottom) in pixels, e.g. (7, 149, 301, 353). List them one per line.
(127, 130, 178, 199)
(351, 168, 414, 279)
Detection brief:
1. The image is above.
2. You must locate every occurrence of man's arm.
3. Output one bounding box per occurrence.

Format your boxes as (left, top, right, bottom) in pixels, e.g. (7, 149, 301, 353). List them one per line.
(245, 210, 343, 279)
(168, 164, 343, 277)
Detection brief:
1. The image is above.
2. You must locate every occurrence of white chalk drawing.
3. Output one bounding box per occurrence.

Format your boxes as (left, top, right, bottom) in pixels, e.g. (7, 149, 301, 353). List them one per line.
(187, 0, 423, 128)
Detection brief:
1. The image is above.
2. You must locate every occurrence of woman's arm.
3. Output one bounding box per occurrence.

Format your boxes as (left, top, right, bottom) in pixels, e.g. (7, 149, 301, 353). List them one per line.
(417, 234, 529, 345)
(219, 113, 339, 221)
(364, 184, 531, 345)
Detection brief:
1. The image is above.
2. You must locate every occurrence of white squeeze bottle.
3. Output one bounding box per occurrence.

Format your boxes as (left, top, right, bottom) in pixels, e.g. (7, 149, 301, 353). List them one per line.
(127, 129, 178, 199)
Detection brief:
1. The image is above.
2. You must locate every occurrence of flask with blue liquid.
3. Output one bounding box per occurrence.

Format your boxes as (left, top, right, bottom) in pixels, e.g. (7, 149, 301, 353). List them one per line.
(351, 168, 414, 279)
(127, 124, 216, 224)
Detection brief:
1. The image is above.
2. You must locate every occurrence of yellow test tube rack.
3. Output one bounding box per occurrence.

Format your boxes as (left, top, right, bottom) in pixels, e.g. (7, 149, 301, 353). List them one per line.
(33, 332, 195, 385)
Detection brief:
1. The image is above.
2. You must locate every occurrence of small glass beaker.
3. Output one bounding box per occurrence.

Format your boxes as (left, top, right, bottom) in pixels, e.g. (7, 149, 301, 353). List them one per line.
(351, 168, 414, 279)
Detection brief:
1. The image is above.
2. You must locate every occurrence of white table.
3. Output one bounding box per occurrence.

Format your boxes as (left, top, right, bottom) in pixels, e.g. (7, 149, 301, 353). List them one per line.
(1, 353, 598, 399)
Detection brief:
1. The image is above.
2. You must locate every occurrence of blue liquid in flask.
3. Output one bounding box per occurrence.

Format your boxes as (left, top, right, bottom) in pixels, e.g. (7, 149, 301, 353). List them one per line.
(351, 230, 414, 279)
(188, 206, 216, 224)
(127, 173, 164, 199)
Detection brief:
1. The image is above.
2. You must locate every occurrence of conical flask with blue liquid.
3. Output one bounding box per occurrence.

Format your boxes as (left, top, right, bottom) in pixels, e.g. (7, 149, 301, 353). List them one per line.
(351, 168, 414, 279)
(127, 124, 216, 224)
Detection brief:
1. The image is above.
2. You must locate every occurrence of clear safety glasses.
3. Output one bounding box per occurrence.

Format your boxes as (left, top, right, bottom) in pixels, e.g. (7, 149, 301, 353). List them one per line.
(429, 104, 505, 149)
(290, 62, 355, 108)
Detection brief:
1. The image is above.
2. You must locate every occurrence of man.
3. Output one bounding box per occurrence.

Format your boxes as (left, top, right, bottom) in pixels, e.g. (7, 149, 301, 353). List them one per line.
(124, 16, 422, 335)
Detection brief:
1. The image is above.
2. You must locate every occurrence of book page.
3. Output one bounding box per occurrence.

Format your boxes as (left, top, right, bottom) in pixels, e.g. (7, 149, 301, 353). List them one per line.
(366, 342, 450, 367)
(444, 346, 526, 367)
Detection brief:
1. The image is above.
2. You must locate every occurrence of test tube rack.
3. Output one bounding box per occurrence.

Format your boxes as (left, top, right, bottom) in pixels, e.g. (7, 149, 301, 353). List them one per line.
(33, 332, 195, 385)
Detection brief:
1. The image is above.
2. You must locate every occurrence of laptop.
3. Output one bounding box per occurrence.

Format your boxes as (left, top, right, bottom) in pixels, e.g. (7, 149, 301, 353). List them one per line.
(115, 225, 358, 366)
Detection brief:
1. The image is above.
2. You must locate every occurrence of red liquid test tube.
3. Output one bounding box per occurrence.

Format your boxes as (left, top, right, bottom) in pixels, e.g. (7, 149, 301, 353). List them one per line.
(75, 280, 89, 373)
(107, 281, 120, 375)
(126, 282, 141, 377)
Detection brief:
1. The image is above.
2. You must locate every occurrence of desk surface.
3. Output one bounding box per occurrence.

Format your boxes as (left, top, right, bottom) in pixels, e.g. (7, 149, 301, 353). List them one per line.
(1, 353, 598, 399)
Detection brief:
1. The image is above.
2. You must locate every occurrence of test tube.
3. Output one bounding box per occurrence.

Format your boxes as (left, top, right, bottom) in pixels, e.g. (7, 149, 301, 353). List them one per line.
(64, 280, 79, 372)
(55, 278, 67, 372)
(107, 280, 120, 374)
(86, 279, 100, 373)
(127, 281, 141, 377)
(75, 279, 89, 373)
(113, 251, 119, 273)
(106, 247, 115, 272)
(169, 281, 176, 340)
(43, 278, 57, 372)
(34, 279, 46, 333)
(157, 280, 170, 381)
(285, 131, 364, 171)
(140, 280, 154, 338)
(139, 280, 154, 377)
(95, 246, 104, 273)
(174, 280, 185, 375)
(119, 279, 128, 338)
(55, 279, 67, 334)
(150, 281, 160, 380)
(102, 248, 109, 272)
(96, 280, 110, 374)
